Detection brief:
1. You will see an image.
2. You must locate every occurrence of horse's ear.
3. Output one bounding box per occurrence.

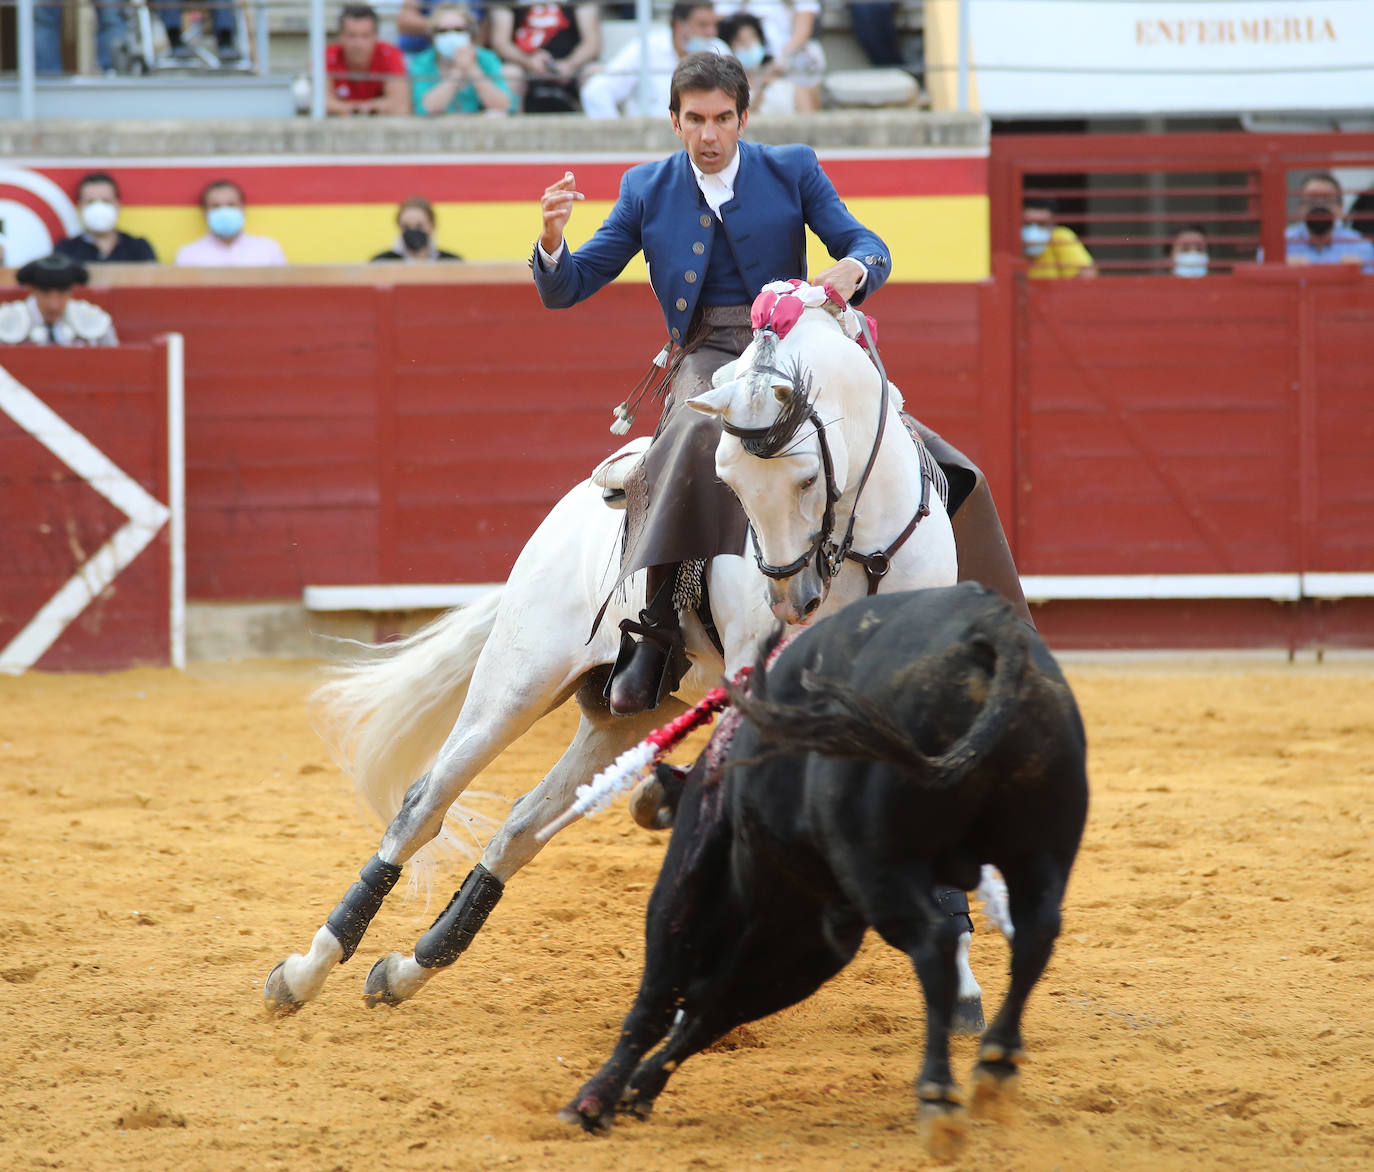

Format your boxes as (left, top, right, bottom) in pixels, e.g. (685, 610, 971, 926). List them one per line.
(687, 380, 739, 417)
(773, 385, 791, 404)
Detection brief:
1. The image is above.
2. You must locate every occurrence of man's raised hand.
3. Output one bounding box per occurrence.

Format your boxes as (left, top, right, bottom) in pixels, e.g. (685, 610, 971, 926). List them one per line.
(540, 171, 584, 255)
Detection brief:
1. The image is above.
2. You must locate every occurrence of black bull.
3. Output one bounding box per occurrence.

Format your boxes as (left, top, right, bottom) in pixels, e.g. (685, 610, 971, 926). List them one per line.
(561, 583, 1089, 1147)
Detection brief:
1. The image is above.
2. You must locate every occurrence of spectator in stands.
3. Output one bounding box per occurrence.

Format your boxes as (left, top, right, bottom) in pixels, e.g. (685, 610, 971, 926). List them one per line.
(1279, 173, 1374, 271)
(175, 180, 287, 266)
(1350, 190, 1374, 242)
(157, 0, 241, 66)
(849, 2, 904, 68)
(411, 3, 516, 115)
(398, 0, 486, 57)
(55, 173, 158, 264)
(34, 1, 126, 75)
(580, 3, 726, 119)
(489, 3, 602, 113)
(327, 4, 410, 115)
(1170, 226, 1209, 278)
(371, 196, 464, 261)
(718, 11, 788, 116)
(0, 254, 118, 348)
(714, 1, 824, 112)
(1022, 196, 1096, 279)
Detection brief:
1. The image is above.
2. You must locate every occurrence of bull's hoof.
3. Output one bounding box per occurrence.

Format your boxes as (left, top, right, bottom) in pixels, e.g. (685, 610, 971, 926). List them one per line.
(951, 995, 985, 1035)
(917, 1097, 968, 1161)
(263, 960, 303, 1018)
(362, 953, 407, 1008)
(628, 776, 674, 830)
(616, 1089, 654, 1121)
(557, 1097, 612, 1135)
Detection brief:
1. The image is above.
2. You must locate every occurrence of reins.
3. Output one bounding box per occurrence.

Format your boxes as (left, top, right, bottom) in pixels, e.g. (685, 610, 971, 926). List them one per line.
(723, 309, 929, 596)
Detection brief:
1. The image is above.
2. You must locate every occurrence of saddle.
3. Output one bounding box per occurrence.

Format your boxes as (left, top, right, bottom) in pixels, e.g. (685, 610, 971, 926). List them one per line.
(590, 436, 650, 509)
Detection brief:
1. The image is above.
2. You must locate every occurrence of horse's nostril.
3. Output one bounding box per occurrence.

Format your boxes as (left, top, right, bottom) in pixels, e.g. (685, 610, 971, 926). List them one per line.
(803, 596, 821, 616)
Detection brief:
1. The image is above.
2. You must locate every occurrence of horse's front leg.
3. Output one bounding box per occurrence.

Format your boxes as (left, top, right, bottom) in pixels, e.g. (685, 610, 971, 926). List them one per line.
(264, 662, 566, 1017)
(360, 683, 681, 1009)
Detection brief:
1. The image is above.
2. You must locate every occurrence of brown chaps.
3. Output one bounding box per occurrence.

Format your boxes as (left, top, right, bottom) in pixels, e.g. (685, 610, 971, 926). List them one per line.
(616, 310, 1033, 627)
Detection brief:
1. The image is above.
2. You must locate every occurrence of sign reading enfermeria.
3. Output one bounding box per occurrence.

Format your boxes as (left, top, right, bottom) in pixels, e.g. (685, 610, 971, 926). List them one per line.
(951, 1, 1373, 115)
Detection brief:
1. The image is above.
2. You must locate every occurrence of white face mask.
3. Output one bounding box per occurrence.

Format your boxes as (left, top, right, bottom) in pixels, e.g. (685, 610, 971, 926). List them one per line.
(1021, 222, 1052, 258)
(735, 43, 765, 69)
(1173, 251, 1208, 278)
(433, 30, 471, 57)
(81, 200, 119, 234)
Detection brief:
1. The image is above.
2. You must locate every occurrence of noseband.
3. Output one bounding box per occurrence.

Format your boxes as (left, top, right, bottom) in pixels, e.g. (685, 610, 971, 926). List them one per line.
(721, 315, 931, 596)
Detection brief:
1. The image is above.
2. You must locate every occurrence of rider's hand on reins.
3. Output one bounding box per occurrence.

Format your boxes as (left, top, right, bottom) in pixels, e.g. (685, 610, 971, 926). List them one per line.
(809, 257, 867, 303)
(540, 171, 584, 256)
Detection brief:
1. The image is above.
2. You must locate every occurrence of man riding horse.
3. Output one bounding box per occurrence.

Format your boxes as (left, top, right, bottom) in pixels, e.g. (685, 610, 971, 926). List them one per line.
(534, 52, 1029, 718)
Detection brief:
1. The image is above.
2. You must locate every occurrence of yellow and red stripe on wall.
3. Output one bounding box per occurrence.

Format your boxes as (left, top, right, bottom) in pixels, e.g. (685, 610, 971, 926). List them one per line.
(3, 151, 988, 281)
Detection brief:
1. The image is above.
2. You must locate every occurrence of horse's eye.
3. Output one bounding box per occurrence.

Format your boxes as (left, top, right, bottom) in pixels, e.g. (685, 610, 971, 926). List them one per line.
(800, 475, 817, 491)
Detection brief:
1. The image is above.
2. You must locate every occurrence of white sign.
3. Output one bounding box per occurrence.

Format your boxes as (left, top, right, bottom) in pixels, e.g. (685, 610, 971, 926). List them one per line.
(956, 1, 1374, 115)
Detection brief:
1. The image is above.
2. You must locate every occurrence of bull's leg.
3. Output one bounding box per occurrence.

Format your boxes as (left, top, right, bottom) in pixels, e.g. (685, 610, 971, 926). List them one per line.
(361, 687, 680, 1009)
(621, 908, 863, 1119)
(971, 853, 1069, 1116)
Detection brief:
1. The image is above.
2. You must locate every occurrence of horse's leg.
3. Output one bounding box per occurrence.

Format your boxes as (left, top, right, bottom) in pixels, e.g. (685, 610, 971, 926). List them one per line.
(361, 681, 683, 1008)
(264, 632, 589, 1016)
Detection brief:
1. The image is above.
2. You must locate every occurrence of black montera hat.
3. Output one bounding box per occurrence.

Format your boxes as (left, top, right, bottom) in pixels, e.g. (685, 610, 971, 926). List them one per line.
(17, 252, 89, 290)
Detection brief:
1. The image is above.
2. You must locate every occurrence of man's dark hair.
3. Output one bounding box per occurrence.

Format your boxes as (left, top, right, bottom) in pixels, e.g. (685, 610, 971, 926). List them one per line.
(1300, 171, 1341, 196)
(671, 3, 714, 26)
(200, 178, 245, 209)
(77, 171, 120, 201)
(670, 52, 750, 116)
(339, 4, 378, 30)
(1022, 195, 1056, 214)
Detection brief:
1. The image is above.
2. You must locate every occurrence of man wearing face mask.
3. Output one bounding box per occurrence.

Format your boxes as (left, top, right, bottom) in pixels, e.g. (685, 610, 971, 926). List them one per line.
(1021, 195, 1096, 279)
(1170, 226, 1209, 279)
(55, 173, 157, 264)
(175, 179, 287, 267)
(579, 2, 729, 119)
(371, 196, 464, 261)
(1274, 173, 1374, 272)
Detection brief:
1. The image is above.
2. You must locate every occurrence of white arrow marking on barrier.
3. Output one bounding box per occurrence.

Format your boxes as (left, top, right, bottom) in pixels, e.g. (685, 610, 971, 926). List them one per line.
(0, 365, 170, 674)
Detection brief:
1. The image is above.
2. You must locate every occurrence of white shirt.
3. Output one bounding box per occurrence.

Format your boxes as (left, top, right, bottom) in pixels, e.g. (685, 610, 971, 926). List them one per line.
(578, 27, 728, 119)
(713, 1, 819, 57)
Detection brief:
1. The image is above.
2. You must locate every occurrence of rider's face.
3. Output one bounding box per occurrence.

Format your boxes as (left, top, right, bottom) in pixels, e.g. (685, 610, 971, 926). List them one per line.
(671, 88, 747, 176)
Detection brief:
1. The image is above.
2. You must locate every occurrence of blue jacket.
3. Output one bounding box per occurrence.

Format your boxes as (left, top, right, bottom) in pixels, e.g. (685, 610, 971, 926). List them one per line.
(533, 140, 891, 343)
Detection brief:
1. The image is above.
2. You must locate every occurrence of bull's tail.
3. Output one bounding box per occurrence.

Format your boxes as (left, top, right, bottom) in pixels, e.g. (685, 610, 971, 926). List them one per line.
(728, 609, 1028, 789)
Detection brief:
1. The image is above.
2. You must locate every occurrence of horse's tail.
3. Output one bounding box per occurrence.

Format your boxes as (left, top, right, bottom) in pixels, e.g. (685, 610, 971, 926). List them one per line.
(728, 611, 1028, 790)
(310, 589, 503, 841)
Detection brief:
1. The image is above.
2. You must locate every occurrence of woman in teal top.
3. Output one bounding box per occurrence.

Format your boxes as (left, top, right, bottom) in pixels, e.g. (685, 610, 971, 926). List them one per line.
(411, 3, 516, 115)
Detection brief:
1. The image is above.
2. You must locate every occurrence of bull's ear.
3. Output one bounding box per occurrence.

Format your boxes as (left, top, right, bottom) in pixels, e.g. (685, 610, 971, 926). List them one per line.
(687, 380, 739, 417)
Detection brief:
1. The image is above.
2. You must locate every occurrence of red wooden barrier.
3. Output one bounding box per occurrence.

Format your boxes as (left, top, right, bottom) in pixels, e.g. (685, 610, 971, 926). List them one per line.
(5, 270, 1367, 654)
(0, 342, 175, 671)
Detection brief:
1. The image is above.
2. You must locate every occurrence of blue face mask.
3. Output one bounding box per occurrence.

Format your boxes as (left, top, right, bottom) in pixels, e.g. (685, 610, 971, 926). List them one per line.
(207, 205, 245, 240)
(735, 43, 765, 69)
(1021, 222, 1052, 258)
(685, 35, 718, 54)
(433, 30, 471, 58)
(1173, 251, 1208, 278)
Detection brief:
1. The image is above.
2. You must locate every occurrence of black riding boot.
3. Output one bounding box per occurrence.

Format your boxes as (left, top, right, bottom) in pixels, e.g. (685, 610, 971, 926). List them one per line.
(606, 566, 686, 717)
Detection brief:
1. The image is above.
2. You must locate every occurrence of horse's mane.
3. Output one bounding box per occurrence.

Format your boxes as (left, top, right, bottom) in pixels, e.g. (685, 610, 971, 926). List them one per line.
(739, 332, 818, 458)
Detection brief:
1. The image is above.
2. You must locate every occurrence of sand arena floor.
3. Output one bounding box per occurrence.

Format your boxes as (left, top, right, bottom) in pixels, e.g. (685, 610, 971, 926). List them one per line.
(1, 657, 1371, 1171)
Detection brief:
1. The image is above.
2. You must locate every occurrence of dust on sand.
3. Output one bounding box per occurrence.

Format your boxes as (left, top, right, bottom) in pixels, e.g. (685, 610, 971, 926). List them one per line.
(1, 658, 1370, 1171)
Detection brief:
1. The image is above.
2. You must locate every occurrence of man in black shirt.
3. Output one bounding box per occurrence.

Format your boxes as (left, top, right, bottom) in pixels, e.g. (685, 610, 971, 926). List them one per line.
(54, 172, 158, 264)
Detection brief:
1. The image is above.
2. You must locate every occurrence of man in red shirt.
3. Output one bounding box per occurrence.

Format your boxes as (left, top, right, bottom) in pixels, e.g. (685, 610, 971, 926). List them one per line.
(326, 4, 411, 116)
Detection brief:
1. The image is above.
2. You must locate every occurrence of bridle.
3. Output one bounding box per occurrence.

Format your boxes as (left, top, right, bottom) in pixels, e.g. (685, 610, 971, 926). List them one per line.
(720, 314, 931, 597)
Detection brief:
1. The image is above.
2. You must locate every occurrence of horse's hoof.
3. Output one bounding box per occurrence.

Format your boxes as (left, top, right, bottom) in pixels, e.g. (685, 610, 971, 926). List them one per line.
(362, 953, 406, 1008)
(263, 960, 303, 1018)
(951, 995, 985, 1035)
(970, 1060, 1021, 1121)
(917, 1098, 968, 1161)
(557, 1098, 611, 1135)
(628, 776, 673, 831)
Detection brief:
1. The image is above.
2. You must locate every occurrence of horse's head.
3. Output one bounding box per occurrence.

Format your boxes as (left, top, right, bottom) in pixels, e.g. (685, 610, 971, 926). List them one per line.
(689, 324, 853, 624)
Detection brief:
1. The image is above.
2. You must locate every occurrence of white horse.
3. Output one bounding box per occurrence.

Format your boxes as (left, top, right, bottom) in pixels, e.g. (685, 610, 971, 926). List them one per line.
(264, 287, 983, 1022)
